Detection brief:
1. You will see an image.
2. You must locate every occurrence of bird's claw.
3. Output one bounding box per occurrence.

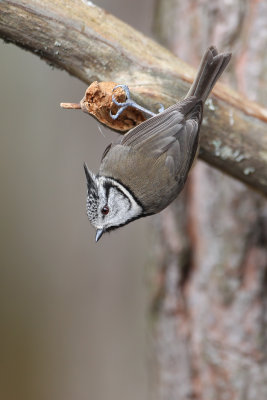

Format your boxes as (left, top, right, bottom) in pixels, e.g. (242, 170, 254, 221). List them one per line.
(110, 84, 162, 120)
(157, 103, 165, 113)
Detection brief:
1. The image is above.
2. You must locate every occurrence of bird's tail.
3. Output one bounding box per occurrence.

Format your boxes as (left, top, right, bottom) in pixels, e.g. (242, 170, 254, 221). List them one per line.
(186, 46, 231, 103)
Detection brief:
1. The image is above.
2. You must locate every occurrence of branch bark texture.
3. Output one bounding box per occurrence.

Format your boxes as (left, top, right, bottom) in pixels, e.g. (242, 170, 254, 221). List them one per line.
(0, 0, 267, 196)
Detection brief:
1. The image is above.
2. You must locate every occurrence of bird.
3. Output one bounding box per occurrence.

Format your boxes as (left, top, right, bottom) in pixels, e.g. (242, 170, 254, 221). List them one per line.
(84, 46, 231, 242)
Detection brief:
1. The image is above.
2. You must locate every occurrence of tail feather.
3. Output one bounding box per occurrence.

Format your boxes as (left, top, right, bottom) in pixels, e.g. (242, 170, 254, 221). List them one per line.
(186, 46, 231, 103)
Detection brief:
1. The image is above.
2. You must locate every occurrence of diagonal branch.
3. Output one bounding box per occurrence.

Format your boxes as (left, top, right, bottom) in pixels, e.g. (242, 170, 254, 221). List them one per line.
(1, 0, 267, 196)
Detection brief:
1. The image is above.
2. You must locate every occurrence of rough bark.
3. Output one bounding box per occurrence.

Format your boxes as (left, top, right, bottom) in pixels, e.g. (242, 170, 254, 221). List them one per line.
(151, 1, 267, 400)
(1, 0, 267, 195)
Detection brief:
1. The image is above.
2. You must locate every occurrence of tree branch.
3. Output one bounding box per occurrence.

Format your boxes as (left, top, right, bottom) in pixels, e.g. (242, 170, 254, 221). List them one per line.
(1, 0, 267, 196)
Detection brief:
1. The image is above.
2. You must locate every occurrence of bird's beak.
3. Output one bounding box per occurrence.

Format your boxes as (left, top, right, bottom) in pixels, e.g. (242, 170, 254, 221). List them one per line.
(95, 229, 104, 242)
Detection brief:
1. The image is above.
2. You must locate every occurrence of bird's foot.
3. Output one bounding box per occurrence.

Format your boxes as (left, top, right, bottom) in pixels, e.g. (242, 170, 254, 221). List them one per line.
(110, 84, 164, 119)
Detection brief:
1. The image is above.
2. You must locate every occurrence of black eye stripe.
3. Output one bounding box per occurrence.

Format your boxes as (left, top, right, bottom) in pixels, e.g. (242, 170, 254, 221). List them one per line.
(103, 181, 131, 209)
(102, 177, 145, 211)
(104, 182, 111, 199)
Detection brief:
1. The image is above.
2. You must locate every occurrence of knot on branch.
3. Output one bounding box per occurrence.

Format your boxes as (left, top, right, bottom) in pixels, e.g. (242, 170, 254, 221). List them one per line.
(61, 81, 145, 132)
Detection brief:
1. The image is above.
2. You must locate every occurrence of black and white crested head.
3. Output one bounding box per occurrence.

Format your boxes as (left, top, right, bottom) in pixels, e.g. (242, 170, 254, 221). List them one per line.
(84, 163, 143, 242)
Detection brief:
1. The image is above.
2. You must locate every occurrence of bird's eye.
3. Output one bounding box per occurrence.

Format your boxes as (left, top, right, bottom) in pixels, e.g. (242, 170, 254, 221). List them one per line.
(101, 205, 109, 215)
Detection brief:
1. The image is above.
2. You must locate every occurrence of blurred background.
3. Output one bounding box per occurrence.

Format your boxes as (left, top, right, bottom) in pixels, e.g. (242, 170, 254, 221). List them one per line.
(0, 1, 156, 400)
(1, 1, 267, 400)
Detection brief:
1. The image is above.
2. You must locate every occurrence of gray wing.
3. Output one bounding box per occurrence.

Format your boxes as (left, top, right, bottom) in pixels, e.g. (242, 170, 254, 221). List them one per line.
(102, 97, 202, 179)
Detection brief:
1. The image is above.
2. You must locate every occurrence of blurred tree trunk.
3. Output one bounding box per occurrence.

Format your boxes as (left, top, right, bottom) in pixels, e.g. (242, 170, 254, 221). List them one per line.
(150, 1, 267, 399)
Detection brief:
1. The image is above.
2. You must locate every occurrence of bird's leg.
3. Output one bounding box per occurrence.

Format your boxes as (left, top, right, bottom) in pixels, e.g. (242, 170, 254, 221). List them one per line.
(110, 84, 164, 120)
